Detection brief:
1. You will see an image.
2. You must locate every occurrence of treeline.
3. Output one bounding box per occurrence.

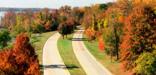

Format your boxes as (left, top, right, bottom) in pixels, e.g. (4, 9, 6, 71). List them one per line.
(0, 6, 83, 48)
(0, 6, 87, 35)
(0, 4, 109, 48)
(1, 8, 59, 35)
(83, 0, 156, 75)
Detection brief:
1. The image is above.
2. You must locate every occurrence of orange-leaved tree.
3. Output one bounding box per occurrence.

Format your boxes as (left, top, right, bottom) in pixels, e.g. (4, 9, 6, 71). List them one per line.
(0, 33, 40, 75)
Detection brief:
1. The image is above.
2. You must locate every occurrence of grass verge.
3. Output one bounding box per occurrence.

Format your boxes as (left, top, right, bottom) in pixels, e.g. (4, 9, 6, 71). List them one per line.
(83, 35, 128, 75)
(30, 31, 55, 74)
(57, 34, 86, 75)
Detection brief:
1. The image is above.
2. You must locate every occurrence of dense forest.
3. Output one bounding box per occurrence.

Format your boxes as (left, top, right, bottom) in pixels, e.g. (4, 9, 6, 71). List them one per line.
(0, 0, 156, 75)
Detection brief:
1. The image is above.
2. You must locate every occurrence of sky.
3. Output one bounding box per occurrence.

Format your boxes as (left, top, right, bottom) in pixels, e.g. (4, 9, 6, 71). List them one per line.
(0, 0, 115, 9)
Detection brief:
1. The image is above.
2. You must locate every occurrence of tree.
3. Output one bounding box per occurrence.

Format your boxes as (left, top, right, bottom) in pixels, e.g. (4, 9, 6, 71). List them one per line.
(1, 11, 16, 30)
(58, 17, 75, 39)
(13, 33, 40, 75)
(12, 13, 26, 36)
(0, 33, 40, 75)
(99, 3, 108, 11)
(120, 1, 156, 72)
(59, 5, 71, 17)
(0, 49, 15, 74)
(135, 52, 156, 75)
(58, 22, 68, 39)
(102, 4, 124, 60)
(119, 16, 134, 71)
(0, 29, 11, 48)
(98, 36, 105, 51)
(72, 7, 84, 25)
(84, 28, 96, 41)
(45, 20, 52, 31)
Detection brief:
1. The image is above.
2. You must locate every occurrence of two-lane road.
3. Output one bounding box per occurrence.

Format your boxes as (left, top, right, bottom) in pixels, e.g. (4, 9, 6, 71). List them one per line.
(42, 31, 113, 75)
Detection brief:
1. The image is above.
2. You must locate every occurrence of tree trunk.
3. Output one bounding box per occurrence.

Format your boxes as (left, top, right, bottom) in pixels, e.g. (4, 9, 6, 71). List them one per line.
(114, 26, 119, 60)
(62, 35, 64, 39)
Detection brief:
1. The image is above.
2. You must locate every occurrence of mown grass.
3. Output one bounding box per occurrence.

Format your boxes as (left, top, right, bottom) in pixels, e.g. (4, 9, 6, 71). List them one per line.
(30, 31, 55, 74)
(57, 34, 86, 75)
(83, 35, 129, 75)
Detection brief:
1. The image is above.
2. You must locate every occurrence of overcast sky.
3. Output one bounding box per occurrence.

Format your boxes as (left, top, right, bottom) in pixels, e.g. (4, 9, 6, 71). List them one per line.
(0, 0, 115, 9)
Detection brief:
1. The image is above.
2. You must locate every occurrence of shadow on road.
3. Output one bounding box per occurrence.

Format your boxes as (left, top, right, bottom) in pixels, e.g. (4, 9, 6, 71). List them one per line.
(68, 38, 88, 41)
(65, 64, 79, 69)
(40, 64, 79, 70)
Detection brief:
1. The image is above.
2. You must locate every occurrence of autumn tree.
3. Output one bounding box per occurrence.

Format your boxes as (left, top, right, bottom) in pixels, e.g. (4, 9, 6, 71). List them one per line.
(0, 49, 15, 74)
(1, 11, 16, 30)
(58, 17, 75, 39)
(13, 33, 40, 75)
(59, 5, 71, 17)
(33, 8, 59, 32)
(120, 1, 156, 74)
(11, 13, 26, 36)
(51, 10, 59, 31)
(100, 3, 124, 60)
(119, 16, 134, 71)
(72, 7, 84, 25)
(0, 33, 40, 75)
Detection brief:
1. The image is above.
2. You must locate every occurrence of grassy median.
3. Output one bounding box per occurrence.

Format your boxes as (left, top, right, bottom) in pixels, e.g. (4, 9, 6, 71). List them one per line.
(58, 34, 86, 75)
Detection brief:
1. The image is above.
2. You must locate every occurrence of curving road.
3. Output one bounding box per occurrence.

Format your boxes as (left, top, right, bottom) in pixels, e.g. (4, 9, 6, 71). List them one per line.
(42, 32, 70, 75)
(72, 30, 113, 75)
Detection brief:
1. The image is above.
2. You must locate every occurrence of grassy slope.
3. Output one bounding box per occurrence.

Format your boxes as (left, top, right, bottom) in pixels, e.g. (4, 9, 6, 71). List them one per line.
(83, 35, 128, 75)
(58, 34, 86, 75)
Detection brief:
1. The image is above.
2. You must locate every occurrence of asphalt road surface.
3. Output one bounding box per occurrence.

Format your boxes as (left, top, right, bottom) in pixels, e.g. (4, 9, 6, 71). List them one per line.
(43, 32, 70, 75)
(72, 30, 113, 75)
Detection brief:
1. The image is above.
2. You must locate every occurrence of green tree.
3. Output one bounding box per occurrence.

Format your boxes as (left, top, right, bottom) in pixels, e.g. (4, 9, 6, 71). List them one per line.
(58, 23, 68, 39)
(0, 29, 11, 48)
